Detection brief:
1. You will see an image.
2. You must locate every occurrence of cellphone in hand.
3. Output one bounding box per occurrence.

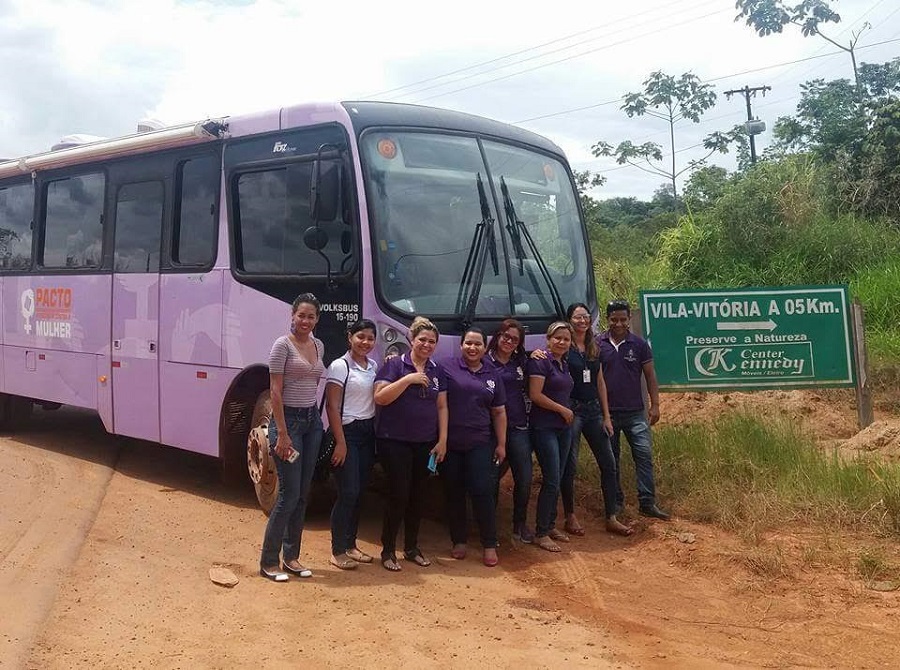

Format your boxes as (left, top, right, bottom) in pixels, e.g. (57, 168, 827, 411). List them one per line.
(427, 452, 438, 473)
(286, 447, 299, 463)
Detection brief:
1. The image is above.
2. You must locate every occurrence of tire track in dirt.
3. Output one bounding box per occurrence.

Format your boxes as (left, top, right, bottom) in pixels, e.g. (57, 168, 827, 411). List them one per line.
(0, 410, 120, 670)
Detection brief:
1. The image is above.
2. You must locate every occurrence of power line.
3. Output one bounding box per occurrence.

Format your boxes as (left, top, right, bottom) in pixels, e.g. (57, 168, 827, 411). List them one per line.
(407, 7, 732, 104)
(515, 37, 900, 124)
(365, 0, 695, 99)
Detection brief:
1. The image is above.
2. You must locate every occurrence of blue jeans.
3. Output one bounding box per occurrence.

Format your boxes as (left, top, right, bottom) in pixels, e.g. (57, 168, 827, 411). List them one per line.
(610, 410, 656, 508)
(442, 445, 498, 548)
(530, 426, 572, 537)
(506, 427, 533, 528)
(260, 406, 323, 567)
(330, 418, 376, 555)
(564, 399, 619, 518)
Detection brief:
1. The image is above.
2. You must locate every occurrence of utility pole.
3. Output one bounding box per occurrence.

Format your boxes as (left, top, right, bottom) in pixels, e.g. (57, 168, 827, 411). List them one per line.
(725, 85, 771, 164)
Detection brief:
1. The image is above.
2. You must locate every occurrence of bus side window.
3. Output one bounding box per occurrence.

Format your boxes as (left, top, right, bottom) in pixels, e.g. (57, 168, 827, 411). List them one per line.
(233, 160, 353, 276)
(41, 173, 105, 269)
(0, 182, 34, 271)
(172, 155, 219, 267)
(114, 181, 164, 273)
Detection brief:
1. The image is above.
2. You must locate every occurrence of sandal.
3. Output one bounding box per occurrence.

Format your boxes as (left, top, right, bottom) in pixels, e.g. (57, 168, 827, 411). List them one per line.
(535, 535, 561, 553)
(346, 547, 374, 564)
(548, 528, 570, 543)
(450, 543, 467, 560)
(330, 553, 358, 570)
(483, 548, 499, 567)
(282, 561, 313, 578)
(404, 549, 432, 567)
(381, 554, 402, 572)
(606, 518, 635, 537)
(564, 517, 586, 536)
(260, 566, 289, 582)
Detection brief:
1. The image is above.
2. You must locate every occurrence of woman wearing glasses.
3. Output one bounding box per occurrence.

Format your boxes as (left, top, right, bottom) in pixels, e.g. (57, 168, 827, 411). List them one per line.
(486, 319, 534, 544)
(373, 317, 448, 572)
(441, 327, 507, 567)
(561, 303, 633, 537)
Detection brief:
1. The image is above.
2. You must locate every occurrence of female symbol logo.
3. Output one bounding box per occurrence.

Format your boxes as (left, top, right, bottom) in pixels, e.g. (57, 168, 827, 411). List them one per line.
(20, 289, 35, 334)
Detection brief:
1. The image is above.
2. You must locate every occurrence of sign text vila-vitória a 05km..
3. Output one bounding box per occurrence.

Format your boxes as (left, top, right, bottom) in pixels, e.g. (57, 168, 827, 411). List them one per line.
(639, 286, 855, 391)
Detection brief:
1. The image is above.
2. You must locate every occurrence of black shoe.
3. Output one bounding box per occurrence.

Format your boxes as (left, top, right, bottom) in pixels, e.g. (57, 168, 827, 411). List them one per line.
(639, 504, 671, 521)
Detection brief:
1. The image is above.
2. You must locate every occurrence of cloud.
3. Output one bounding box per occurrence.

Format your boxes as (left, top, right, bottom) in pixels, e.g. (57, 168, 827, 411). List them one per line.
(0, 0, 897, 198)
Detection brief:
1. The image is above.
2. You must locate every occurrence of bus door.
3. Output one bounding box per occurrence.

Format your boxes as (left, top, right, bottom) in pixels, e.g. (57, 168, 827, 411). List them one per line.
(109, 171, 165, 442)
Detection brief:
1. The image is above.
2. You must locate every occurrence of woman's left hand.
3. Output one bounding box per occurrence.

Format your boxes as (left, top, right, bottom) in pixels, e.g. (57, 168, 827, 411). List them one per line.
(331, 440, 348, 467)
(493, 444, 506, 465)
(431, 440, 447, 463)
(603, 418, 614, 437)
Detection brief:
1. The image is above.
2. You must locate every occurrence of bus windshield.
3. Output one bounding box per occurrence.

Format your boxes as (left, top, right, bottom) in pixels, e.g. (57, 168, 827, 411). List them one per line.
(361, 131, 590, 320)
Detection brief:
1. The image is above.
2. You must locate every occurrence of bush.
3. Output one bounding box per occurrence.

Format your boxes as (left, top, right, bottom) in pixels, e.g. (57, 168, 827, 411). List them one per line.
(651, 413, 900, 535)
(658, 156, 900, 289)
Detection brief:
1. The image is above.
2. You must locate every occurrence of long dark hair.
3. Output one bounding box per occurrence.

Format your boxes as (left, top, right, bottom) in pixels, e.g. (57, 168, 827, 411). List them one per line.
(487, 318, 527, 365)
(566, 302, 598, 360)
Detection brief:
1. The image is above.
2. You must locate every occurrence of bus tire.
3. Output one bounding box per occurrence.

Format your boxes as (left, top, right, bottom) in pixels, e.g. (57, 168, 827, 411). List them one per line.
(0, 394, 33, 432)
(247, 391, 278, 515)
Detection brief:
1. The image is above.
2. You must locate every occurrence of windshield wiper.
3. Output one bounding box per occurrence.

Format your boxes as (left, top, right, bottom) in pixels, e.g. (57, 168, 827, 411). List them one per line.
(454, 173, 499, 325)
(500, 176, 565, 319)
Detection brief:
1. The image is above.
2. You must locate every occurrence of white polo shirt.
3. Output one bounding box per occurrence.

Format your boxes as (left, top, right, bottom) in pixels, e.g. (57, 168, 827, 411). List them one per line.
(325, 353, 378, 424)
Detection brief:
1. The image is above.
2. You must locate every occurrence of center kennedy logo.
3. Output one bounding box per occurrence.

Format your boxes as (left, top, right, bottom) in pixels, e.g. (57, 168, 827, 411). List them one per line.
(686, 343, 815, 381)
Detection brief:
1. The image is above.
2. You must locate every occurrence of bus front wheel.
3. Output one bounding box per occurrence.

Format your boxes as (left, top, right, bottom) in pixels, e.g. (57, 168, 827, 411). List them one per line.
(0, 394, 33, 431)
(247, 391, 277, 515)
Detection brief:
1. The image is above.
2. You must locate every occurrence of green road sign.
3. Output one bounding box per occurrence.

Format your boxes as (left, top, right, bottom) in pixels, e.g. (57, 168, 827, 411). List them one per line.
(639, 286, 855, 391)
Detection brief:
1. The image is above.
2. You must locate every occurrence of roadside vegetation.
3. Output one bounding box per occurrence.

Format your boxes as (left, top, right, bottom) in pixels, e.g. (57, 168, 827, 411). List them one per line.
(581, 55, 900, 380)
(576, 4, 900, 584)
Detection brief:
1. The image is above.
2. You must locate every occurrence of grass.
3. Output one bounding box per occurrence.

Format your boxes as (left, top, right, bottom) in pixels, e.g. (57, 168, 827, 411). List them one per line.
(856, 548, 895, 582)
(573, 413, 900, 538)
(650, 413, 900, 536)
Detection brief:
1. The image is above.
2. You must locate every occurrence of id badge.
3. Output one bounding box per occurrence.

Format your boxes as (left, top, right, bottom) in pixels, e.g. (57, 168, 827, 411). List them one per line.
(583, 369, 591, 383)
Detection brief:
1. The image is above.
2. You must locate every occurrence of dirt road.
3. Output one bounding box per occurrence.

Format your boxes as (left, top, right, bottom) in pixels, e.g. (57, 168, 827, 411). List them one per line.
(2, 405, 899, 669)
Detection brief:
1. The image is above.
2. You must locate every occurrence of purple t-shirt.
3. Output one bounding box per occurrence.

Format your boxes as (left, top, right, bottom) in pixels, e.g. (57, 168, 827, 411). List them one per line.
(442, 356, 506, 451)
(526, 353, 574, 430)
(486, 352, 528, 430)
(374, 354, 447, 443)
(598, 331, 653, 412)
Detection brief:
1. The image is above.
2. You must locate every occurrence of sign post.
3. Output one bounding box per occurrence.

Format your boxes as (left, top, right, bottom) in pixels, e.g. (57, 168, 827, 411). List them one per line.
(640, 286, 855, 391)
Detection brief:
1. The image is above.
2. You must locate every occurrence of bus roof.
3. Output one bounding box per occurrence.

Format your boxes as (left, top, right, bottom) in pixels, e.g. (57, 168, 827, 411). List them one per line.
(0, 101, 566, 180)
(338, 101, 565, 157)
(0, 120, 226, 180)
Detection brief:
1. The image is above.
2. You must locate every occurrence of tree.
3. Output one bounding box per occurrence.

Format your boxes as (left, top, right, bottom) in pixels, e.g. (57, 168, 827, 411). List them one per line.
(683, 165, 730, 211)
(592, 71, 735, 203)
(735, 0, 867, 94)
(768, 58, 900, 216)
(572, 169, 606, 225)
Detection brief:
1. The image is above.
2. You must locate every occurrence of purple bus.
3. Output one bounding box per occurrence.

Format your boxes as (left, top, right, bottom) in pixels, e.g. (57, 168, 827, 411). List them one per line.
(0, 101, 596, 510)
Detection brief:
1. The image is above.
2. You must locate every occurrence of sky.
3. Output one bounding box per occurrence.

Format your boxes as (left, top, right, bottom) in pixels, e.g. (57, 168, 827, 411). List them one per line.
(1, 0, 898, 200)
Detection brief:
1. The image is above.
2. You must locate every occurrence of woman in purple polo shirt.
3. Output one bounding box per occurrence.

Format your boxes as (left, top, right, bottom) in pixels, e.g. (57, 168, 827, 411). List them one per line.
(527, 321, 575, 552)
(486, 318, 534, 544)
(374, 317, 448, 572)
(442, 327, 507, 567)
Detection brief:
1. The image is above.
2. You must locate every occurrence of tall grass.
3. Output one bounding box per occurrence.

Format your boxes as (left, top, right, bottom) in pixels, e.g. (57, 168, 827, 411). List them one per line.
(639, 413, 900, 535)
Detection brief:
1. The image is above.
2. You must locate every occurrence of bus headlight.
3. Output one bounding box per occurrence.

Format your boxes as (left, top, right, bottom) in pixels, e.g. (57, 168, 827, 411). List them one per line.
(385, 342, 407, 358)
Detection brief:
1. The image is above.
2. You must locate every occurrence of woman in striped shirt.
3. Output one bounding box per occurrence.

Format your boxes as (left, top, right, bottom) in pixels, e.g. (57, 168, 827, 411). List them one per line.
(260, 293, 326, 582)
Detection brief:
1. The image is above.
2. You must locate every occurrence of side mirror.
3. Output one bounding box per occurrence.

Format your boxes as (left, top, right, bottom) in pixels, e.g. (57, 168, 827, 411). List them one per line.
(303, 226, 329, 251)
(310, 159, 340, 222)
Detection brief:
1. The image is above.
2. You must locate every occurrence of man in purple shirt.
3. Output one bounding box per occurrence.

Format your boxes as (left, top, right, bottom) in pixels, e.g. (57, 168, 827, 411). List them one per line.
(598, 300, 670, 521)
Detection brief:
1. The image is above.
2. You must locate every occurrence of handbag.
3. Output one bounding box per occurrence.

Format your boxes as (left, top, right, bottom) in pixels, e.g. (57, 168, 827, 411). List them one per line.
(314, 359, 350, 480)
